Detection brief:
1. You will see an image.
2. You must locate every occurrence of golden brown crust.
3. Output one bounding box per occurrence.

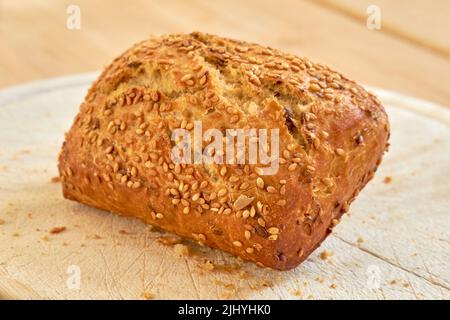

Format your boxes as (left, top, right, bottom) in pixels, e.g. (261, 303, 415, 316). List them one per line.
(58, 32, 389, 270)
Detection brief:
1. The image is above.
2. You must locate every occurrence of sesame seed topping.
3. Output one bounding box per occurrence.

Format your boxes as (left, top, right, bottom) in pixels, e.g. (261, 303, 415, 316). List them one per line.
(288, 163, 298, 171)
(267, 227, 279, 235)
(132, 181, 141, 189)
(156, 213, 164, 219)
(220, 166, 227, 176)
(266, 186, 276, 193)
(335, 148, 345, 156)
(309, 83, 321, 92)
(256, 177, 264, 189)
(232, 241, 243, 247)
(217, 188, 228, 197)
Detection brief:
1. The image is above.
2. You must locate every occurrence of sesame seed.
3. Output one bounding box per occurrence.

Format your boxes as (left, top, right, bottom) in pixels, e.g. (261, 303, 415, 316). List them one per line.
(257, 218, 266, 227)
(266, 186, 276, 193)
(151, 91, 160, 102)
(268, 234, 278, 241)
(230, 115, 240, 123)
(183, 207, 190, 214)
(335, 148, 345, 156)
(105, 146, 114, 154)
(242, 210, 250, 218)
(246, 247, 254, 254)
(220, 166, 227, 176)
(181, 74, 193, 82)
(306, 165, 316, 172)
(244, 230, 251, 240)
(267, 227, 279, 235)
(217, 188, 227, 197)
(256, 177, 264, 189)
(240, 182, 249, 190)
(288, 163, 298, 171)
(223, 208, 232, 215)
(198, 234, 206, 241)
(192, 193, 201, 201)
(132, 181, 141, 189)
(309, 83, 321, 92)
(250, 206, 256, 218)
(277, 200, 286, 206)
(156, 213, 164, 219)
(232, 241, 242, 247)
(200, 181, 208, 189)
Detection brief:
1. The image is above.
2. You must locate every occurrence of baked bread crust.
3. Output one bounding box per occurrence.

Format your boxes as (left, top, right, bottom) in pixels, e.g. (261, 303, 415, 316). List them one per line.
(58, 32, 389, 270)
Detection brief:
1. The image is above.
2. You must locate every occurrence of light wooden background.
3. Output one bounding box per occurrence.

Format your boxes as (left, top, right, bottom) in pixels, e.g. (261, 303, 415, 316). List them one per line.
(0, 0, 449, 107)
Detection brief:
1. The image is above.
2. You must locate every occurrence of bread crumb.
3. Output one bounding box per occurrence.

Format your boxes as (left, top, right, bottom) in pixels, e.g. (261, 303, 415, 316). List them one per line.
(173, 243, 190, 257)
(86, 234, 102, 240)
(42, 235, 49, 241)
(292, 289, 302, 297)
(315, 276, 324, 283)
(403, 282, 410, 288)
(0, 219, 5, 225)
(158, 235, 182, 246)
(320, 250, 333, 260)
(49, 226, 66, 234)
(142, 292, 155, 300)
(13, 232, 20, 237)
(330, 284, 337, 289)
(50, 176, 61, 183)
(197, 259, 215, 271)
(357, 236, 364, 244)
(390, 279, 397, 285)
(383, 176, 392, 184)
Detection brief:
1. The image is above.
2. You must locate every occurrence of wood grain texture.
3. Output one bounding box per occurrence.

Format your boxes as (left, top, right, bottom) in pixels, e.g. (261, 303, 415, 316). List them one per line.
(0, 0, 449, 107)
(316, 0, 450, 57)
(0, 75, 448, 299)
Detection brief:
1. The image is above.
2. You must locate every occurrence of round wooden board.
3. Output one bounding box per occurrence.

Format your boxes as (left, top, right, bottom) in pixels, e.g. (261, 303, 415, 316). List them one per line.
(0, 74, 449, 300)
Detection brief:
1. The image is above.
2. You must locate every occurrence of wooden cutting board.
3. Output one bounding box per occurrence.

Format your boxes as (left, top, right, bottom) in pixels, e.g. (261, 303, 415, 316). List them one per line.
(0, 74, 449, 300)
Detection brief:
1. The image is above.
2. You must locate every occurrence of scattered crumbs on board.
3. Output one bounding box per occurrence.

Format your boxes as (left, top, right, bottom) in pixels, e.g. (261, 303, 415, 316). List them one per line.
(319, 250, 333, 260)
(157, 235, 182, 246)
(173, 243, 190, 257)
(142, 292, 155, 300)
(49, 226, 66, 234)
(50, 176, 61, 183)
(85, 234, 102, 240)
(0, 218, 5, 225)
(357, 236, 364, 244)
(383, 176, 393, 184)
(292, 289, 302, 297)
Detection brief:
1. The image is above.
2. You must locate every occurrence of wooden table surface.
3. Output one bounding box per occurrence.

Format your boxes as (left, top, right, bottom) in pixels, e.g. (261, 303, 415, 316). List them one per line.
(0, 0, 449, 107)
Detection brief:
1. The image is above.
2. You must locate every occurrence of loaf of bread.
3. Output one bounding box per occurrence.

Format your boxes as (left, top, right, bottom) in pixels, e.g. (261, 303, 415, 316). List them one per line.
(58, 32, 389, 270)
